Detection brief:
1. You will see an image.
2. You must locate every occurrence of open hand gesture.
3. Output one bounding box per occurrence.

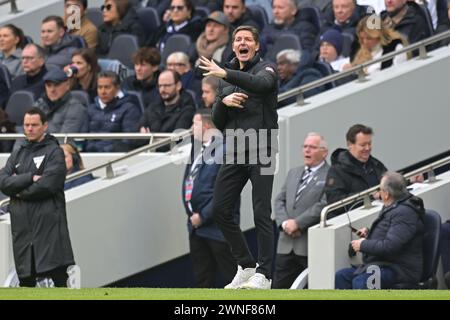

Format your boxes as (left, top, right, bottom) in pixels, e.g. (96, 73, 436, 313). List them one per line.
(198, 56, 227, 78)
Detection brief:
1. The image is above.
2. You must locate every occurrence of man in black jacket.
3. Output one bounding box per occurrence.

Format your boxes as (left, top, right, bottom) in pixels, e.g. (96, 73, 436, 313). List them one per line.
(335, 171, 424, 289)
(324, 124, 387, 206)
(0, 107, 75, 287)
(199, 25, 278, 290)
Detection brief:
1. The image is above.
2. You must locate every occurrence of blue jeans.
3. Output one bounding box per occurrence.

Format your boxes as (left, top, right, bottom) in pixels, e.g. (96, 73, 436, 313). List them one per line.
(335, 266, 397, 289)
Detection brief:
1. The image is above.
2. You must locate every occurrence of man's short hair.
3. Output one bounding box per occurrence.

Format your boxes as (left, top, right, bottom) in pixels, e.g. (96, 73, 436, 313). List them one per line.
(42, 15, 65, 29)
(202, 76, 220, 90)
(97, 71, 120, 86)
(195, 108, 215, 128)
(132, 47, 161, 66)
(381, 171, 407, 201)
(346, 124, 373, 144)
(232, 25, 260, 44)
(276, 49, 301, 64)
(24, 43, 46, 59)
(64, 0, 88, 9)
(306, 132, 328, 149)
(25, 107, 48, 124)
(166, 51, 190, 66)
(160, 69, 182, 84)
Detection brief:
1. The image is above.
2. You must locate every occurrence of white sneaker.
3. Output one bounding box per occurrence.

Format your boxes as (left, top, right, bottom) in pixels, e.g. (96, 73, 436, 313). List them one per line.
(240, 273, 272, 290)
(224, 265, 256, 289)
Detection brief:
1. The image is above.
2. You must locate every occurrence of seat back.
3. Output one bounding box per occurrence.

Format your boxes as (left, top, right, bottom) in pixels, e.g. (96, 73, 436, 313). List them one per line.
(421, 209, 441, 284)
(418, 4, 435, 36)
(161, 34, 192, 64)
(126, 90, 145, 113)
(86, 7, 103, 28)
(5, 90, 35, 126)
(194, 6, 210, 19)
(247, 5, 269, 30)
(341, 32, 355, 58)
(107, 34, 139, 69)
(265, 33, 302, 63)
(71, 90, 90, 107)
(312, 61, 336, 89)
(301, 6, 323, 31)
(137, 7, 161, 40)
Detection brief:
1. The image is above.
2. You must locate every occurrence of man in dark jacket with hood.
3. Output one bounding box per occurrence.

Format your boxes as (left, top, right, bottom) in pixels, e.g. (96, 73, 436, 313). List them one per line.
(0, 107, 75, 287)
(86, 71, 142, 152)
(335, 171, 424, 289)
(325, 124, 387, 206)
(41, 16, 82, 70)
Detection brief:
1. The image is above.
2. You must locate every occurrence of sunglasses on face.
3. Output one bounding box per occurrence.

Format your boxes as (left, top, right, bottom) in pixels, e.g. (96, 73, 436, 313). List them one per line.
(170, 5, 186, 11)
(101, 4, 113, 11)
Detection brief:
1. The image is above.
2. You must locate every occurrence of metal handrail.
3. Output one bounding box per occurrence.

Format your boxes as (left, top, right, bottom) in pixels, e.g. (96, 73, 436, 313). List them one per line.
(0, 129, 193, 208)
(278, 29, 450, 105)
(0, 132, 185, 141)
(0, 0, 20, 13)
(319, 155, 450, 228)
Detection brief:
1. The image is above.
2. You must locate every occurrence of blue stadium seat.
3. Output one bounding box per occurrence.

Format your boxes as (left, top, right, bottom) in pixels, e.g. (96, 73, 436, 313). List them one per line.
(265, 33, 302, 63)
(137, 7, 161, 41)
(195, 6, 210, 19)
(107, 34, 139, 69)
(5, 90, 35, 126)
(86, 7, 103, 28)
(247, 5, 269, 30)
(161, 34, 192, 64)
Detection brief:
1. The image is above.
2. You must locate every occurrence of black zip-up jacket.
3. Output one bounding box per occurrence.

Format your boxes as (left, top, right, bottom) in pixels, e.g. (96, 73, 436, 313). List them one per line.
(325, 148, 387, 205)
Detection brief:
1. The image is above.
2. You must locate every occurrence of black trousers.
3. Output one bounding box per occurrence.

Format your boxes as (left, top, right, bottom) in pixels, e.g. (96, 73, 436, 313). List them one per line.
(189, 233, 237, 288)
(18, 249, 69, 288)
(272, 252, 308, 289)
(212, 163, 274, 279)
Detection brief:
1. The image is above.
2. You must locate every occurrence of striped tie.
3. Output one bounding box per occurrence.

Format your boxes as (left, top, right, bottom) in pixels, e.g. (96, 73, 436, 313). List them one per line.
(295, 168, 312, 202)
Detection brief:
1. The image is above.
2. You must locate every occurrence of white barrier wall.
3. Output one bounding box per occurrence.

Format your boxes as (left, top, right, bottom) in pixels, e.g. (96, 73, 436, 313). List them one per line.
(308, 172, 450, 289)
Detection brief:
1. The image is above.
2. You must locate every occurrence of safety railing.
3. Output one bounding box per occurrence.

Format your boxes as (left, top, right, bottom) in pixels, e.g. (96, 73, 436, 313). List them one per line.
(0, 129, 193, 209)
(278, 29, 450, 106)
(319, 155, 450, 228)
(0, 0, 20, 13)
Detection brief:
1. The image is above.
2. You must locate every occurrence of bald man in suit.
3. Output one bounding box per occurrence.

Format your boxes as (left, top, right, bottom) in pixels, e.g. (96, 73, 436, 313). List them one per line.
(273, 132, 330, 288)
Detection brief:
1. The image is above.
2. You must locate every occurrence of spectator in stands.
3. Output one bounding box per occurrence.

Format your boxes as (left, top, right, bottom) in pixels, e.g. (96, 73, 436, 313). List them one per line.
(324, 124, 387, 206)
(0, 107, 75, 287)
(96, 0, 145, 56)
(0, 109, 16, 152)
(277, 49, 327, 107)
(440, 220, 450, 288)
(166, 52, 202, 104)
(343, 15, 410, 75)
(322, 0, 370, 36)
(64, 0, 98, 49)
(0, 66, 10, 110)
(10, 44, 48, 99)
(139, 69, 195, 133)
(195, 11, 231, 65)
(335, 171, 425, 289)
(148, 0, 203, 51)
(223, 0, 259, 31)
(0, 24, 26, 79)
(381, 0, 432, 45)
(34, 68, 88, 134)
(182, 109, 239, 288)
(273, 133, 330, 289)
(121, 47, 161, 108)
(61, 142, 95, 190)
(41, 16, 82, 70)
(64, 48, 100, 103)
(436, 0, 450, 45)
(200, 76, 219, 109)
(319, 29, 350, 72)
(86, 71, 142, 152)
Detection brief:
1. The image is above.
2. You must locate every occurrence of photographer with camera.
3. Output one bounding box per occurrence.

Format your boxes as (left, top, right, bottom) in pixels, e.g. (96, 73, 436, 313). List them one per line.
(335, 171, 425, 289)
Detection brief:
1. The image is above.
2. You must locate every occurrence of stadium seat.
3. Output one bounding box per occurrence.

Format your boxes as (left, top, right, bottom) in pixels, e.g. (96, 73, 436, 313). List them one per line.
(341, 32, 354, 58)
(71, 90, 90, 107)
(195, 6, 210, 19)
(86, 7, 103, 28)
(247, 5, 269, 30)
(5, 90, 35, 126)
(265, 33, 302, 63)
(161, 34, 192, 64)
(126, 90, 145, 113)
(418, 4, 435, 36)
(107, 34, 139, 69)
(313, 61, 336, 89)
(393, 209, 442, 289)
(137, 7, 161, 41)
(301, 6, 323, 31)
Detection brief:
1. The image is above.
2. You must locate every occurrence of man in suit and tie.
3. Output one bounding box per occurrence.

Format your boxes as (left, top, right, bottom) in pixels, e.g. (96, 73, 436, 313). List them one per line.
(182, 109, 239, 288)
(272, 132, 330, 288)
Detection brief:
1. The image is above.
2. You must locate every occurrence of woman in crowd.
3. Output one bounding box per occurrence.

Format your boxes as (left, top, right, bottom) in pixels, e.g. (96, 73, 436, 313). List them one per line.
(61, 143, 95, 191)
(344, 15, 411, 75)
(0, 24, 26, 79)
(65, 48, 100, 103)
(148, 0, 203, 52)
(96, 0, 145, 56)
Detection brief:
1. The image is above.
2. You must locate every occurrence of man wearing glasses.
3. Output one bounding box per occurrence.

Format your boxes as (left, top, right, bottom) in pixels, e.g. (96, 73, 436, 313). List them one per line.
(10, 44, 48, 99)
(139, 69, 195, 134)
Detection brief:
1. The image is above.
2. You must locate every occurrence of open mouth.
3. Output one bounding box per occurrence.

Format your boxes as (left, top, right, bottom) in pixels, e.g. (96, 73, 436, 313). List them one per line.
(239, 48, 249, 55)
